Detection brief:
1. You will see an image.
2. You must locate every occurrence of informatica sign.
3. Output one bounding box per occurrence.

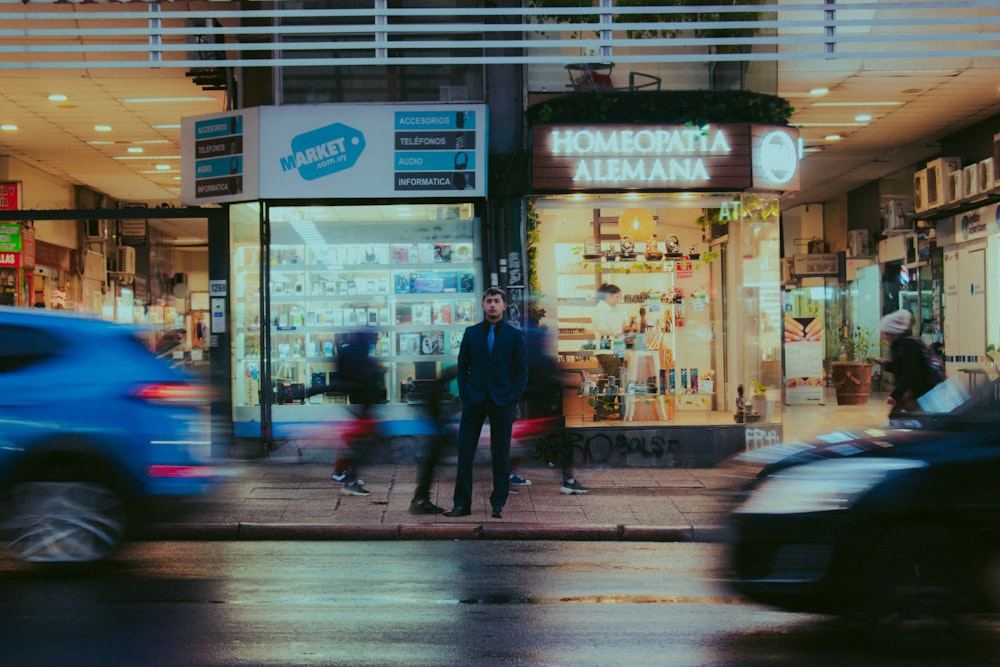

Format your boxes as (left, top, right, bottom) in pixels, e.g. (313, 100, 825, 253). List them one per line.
(531, 123, 800, 193)
(181, 104, 487, 204)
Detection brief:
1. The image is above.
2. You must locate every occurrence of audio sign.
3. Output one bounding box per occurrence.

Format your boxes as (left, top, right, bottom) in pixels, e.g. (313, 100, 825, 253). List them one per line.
(532, 123, 799, 193)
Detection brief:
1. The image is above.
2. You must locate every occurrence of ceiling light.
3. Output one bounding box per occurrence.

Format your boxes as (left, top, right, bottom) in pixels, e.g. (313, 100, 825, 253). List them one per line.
(152, 124, 181, 130)
(812, 101, 902, 107)
(155, 164, 171, 170)
(119, 97, 217, 104)
(127, 147, 143, 153)
(796, 122, 867, 128)
(1, 124, 17, 131)
(113, 155, 181, 160)
(48, 94, 67, 102)
(810, 88, 829, 96)
(825, 135, 842, 142)
(855, 114, 872, 123)
(94, 125, 112, 132)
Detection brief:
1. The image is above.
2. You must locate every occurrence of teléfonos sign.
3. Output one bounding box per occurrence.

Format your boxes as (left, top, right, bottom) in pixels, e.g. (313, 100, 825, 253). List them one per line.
(531, 123, 800, 193)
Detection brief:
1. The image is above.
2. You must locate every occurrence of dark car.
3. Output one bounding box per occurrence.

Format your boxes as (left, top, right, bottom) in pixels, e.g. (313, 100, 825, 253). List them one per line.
(0, 308, 220, 564)
(725, 375, 1000, 644)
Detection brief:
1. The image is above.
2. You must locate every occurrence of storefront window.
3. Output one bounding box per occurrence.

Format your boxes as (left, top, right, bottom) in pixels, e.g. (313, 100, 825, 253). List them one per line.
(231, 203, 263, 428)
(532, 193, 780, 427)
(230, 201, 480, 438)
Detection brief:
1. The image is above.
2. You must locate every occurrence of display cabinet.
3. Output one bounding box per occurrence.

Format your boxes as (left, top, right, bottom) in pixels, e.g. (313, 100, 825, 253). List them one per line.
(553, 240, 714, 421)
(258, 238, 477, 408)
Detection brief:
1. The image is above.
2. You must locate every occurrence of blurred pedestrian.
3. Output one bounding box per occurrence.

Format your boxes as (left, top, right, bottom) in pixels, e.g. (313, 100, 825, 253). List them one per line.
(877, 310, 937, 416)
(325, 329, 383, 496)
(408, 365, 457, 514)
(520, 325, 587, 494)
(444, 287, 528, 519)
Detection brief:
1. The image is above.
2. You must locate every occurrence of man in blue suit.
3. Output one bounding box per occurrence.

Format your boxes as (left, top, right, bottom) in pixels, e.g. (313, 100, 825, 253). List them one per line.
(444, 287, 528, 519)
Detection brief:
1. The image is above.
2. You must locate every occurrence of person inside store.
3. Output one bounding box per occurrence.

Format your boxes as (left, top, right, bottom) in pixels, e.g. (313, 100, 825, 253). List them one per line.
(444, 287, 528, 519)
(876, 309, 937, 416)
(591, 283, 627, 419)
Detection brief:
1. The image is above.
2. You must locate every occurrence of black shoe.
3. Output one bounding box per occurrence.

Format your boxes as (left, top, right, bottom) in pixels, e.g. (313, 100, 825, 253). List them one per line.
(443, 506, 470, 517)
(491, 506, 502, 519)
(409, 499, 445, 515)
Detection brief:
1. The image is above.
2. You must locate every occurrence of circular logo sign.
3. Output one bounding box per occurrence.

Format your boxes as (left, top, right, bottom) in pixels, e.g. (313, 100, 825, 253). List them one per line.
(758, 130, 798, 185)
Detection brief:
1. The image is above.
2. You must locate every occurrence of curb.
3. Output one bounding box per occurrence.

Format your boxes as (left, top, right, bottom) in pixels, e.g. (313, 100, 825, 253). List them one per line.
(134, 522, 730, 543)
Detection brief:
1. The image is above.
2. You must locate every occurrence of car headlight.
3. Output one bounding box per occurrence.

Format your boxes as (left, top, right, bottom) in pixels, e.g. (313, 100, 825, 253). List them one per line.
(734, 457, 927, 515)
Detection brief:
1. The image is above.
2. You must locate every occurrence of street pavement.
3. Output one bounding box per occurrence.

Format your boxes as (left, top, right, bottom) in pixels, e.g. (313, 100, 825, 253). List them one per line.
(142, 459, 751, 544)
(142, 391, 892, 543)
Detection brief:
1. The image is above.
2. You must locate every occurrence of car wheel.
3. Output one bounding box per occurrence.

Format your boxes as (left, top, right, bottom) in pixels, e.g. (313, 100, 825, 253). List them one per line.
(0, 480, 127, 564)
(863, 525, 968, 653)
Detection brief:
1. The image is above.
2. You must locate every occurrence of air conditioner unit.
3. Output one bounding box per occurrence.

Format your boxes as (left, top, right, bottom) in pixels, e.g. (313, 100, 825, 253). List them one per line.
(980, 158, 995, 193)
(925, 157, 961, 210)
(947, 169, 963, 203)
(110, 246, 136, 275)
(847, 229, 871, 257)
(883, 198, 910, 232)
(913, 169, 929, 213)
(962, 164, 978, 199)
(993, 133, 1000, 188)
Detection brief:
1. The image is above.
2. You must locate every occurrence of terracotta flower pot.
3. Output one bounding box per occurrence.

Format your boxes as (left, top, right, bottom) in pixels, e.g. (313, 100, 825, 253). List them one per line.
(831, 361, 873, 405)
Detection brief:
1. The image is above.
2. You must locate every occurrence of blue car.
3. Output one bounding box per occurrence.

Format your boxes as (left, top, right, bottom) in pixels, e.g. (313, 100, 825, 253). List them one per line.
(0, 308, 219, 564)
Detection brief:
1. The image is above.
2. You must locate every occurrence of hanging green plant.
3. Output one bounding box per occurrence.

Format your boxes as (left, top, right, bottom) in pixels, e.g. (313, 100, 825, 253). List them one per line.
(525, 198, 546, 324)
(525, 89, 793, 126)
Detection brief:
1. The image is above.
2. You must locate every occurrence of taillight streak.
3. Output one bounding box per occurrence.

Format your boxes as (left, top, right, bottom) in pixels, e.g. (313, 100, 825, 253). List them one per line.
(147, 465, 218, 479)
(131, 382, 214, 405)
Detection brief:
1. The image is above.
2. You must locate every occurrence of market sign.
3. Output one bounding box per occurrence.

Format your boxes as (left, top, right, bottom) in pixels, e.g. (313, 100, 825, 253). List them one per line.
(181, 104, 488, 204)
(531, 123, 800, 193)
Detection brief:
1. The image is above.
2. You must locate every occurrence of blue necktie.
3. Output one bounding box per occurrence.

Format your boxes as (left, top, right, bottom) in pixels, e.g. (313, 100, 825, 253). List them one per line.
(487, 323, 495, 354)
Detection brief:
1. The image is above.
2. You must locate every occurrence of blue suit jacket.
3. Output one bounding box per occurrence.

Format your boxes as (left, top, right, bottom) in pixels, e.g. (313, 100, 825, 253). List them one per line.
(456, 319, 528, 407)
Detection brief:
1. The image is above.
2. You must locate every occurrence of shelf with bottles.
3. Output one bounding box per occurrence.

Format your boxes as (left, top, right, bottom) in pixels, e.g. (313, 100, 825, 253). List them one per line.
(556, 241, 698, 275)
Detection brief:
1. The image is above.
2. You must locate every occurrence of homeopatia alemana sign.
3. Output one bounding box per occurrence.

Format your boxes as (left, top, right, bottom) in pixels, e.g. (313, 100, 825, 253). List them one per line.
(531, 123, 800, 193)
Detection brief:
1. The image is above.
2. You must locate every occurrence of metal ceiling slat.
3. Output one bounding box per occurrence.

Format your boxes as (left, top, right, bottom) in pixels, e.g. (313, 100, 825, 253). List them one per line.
(0, 1, 997, 68)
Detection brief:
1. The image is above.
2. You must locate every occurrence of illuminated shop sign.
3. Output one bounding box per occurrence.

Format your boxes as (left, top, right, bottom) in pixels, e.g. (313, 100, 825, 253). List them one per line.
(531, 123, 799, 193)
(182, 104, 487, 204)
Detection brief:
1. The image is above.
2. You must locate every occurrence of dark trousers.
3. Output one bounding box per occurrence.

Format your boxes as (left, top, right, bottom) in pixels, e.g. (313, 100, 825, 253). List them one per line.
(413, 430, 450, 502)
(453, 397, 514, 510)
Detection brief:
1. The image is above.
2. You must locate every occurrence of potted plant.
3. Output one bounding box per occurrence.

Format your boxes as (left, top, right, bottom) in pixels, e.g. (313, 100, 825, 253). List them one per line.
(831, 326, 875, 405)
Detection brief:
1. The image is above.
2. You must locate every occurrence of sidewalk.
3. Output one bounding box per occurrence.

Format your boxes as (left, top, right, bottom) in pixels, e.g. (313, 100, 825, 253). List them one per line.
(140, 391, 890, 543)
(141, 460, 752, 544)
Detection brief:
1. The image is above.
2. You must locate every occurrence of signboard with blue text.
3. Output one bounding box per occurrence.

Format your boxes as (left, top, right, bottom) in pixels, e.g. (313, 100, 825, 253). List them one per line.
(181, 104, 488, 204)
